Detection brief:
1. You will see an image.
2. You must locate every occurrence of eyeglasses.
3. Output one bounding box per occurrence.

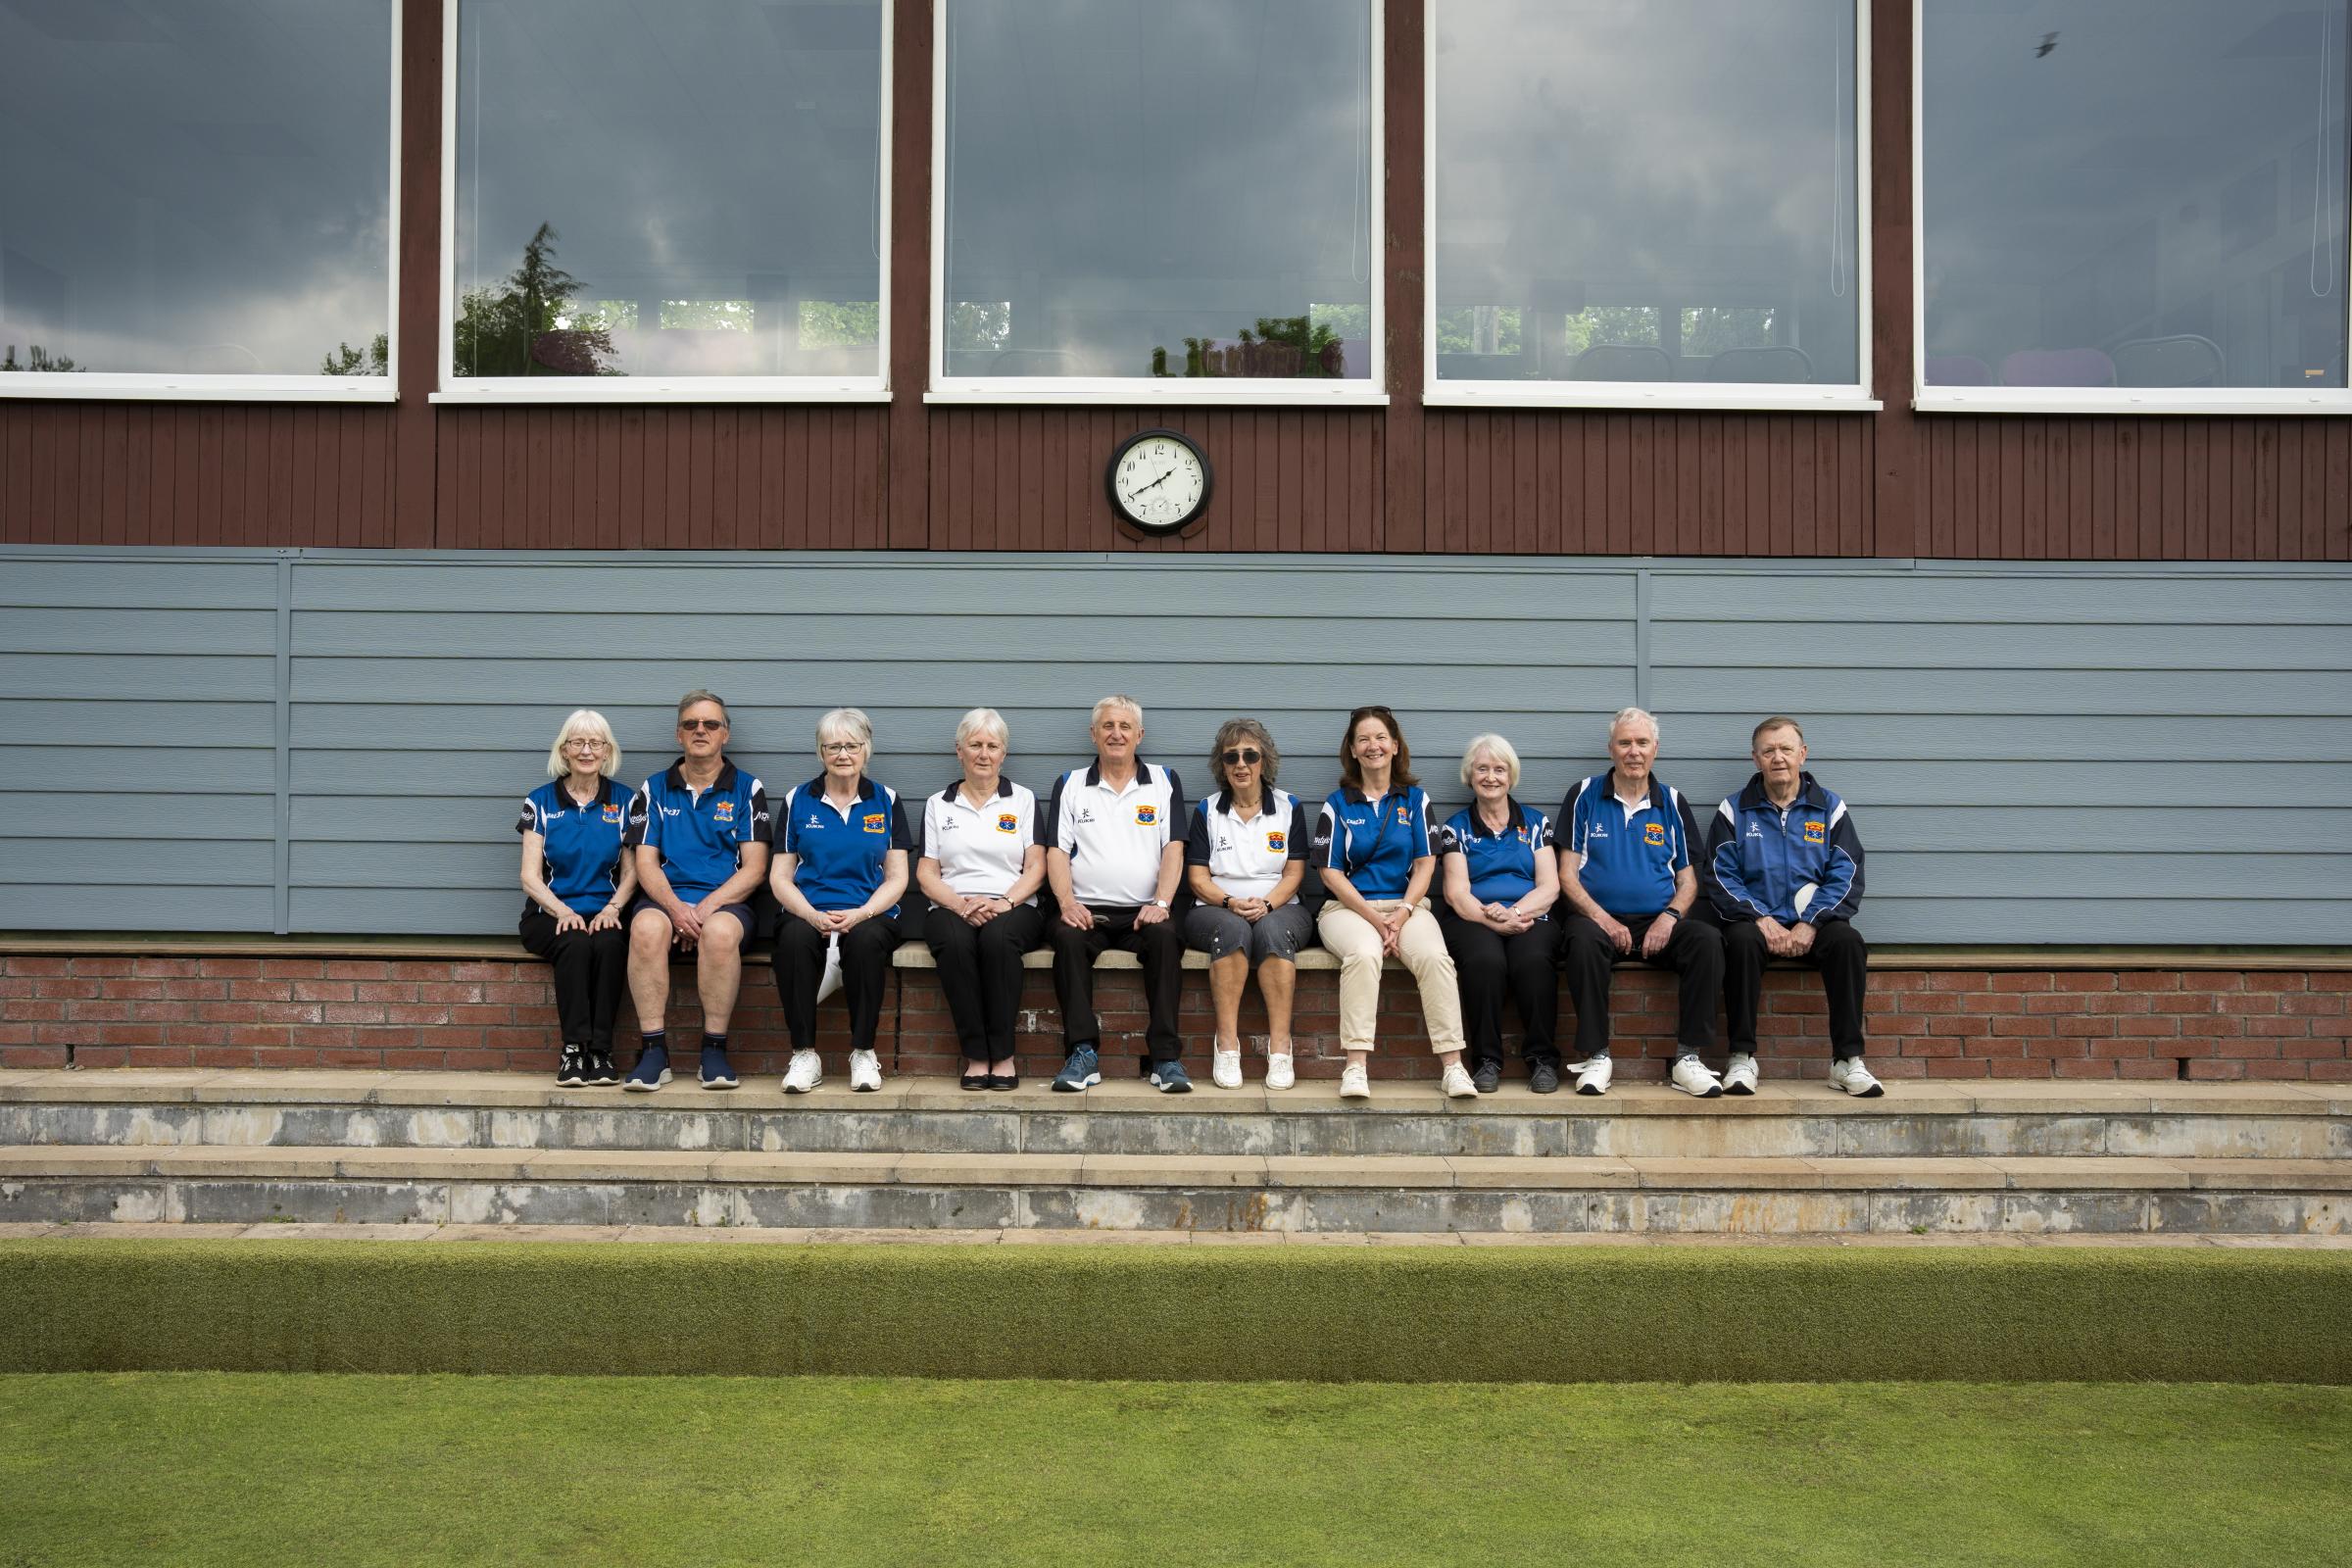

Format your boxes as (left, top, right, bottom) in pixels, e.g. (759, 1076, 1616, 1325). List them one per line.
(679, 718, 726, 732)
(564, 738, 606, 751)
(1221, 748, 1263, 766)
(820, 741, 864, 756)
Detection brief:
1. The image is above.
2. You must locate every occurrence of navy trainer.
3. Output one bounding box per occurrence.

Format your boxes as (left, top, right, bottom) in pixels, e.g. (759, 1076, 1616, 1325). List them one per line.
(699, 1042, 738, 1091)
(1052, 1045, 1101, 1093)
(1149, 1061, 1194, 1095)
(623, 1043, 671, 1093)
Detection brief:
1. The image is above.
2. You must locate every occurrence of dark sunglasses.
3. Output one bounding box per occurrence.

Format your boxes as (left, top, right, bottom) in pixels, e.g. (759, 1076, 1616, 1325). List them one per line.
(679, 718, 727, 732)
(1220, 748, 1263, 766)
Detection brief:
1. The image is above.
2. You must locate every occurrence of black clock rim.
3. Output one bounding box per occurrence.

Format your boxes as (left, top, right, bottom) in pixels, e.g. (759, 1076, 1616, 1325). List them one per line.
(1104, 427, 1213, 534)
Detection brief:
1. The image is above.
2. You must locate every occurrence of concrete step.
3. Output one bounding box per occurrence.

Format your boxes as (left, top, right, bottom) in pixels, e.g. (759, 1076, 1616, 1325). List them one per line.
(1, 1142, 2344, 1236)
(2, 1069, 2344, 1162)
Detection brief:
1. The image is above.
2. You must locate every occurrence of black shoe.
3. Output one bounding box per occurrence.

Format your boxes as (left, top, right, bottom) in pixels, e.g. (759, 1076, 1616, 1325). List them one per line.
(987, 1072, 1019, 1091)
(556, 1046, 588, 1086)
(586, 1050, 620, 1086)
(960, 1067, 991, 1091)
(1470, 1059, 1501, 1095)
(1529, 1061, 1560, 1095)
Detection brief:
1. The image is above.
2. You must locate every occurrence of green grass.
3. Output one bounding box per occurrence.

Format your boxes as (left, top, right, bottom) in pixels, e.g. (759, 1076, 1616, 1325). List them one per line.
(1, 1375, 2347, 1567)
(6, 1239, 2350, 1382)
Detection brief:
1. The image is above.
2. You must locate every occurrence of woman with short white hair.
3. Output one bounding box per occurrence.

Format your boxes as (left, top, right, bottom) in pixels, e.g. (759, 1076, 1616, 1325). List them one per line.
(915, 708, 1047, 1089)
(515, 709, 637, 1085)
(768, 707, 915, 1094)
(1435, 733, 1563, 1094)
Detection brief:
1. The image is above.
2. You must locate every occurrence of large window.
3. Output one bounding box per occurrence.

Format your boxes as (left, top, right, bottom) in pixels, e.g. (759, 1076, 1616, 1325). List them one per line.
(0, 0, 396, 398)
(1429, 0, 1867, 407)
(1920, 0, 2352, 411)
(936, 0, 1379, 401)
(445, 0, 887, 399)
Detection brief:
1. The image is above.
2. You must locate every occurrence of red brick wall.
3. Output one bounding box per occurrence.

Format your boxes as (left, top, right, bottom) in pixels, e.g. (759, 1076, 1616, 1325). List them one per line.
(2, 954, 2346, 1082)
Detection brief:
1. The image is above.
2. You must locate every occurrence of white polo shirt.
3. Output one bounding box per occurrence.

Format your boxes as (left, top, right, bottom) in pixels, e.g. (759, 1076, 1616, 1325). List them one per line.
(1040, 760, 1185, 907)
(1185, 788, 1308, 901)
(920, 777, 1038, 902)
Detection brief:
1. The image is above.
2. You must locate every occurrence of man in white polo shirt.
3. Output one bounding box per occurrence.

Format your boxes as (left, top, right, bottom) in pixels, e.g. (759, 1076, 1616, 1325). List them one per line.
(1040, 694, 1191, 1093)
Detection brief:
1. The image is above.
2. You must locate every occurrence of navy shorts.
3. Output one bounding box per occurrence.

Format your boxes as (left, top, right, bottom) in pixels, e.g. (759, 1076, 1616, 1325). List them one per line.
(627, 897, 755, 945)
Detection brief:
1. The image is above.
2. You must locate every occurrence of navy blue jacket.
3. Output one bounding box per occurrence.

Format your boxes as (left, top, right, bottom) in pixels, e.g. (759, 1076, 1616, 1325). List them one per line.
(1701, 771, 1865, 926)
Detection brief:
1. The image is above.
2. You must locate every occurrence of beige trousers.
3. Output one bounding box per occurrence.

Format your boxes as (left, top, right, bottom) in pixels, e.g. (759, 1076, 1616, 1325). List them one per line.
(1315, 899, 1465, 1055)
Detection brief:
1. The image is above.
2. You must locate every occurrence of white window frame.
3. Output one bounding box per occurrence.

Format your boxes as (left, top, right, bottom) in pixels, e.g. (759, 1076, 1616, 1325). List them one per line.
(925, 0, 1389, 407)
(1911, 0, 2352, 416)
(0, 0, 403, 404)
(1424, 0, 1878, 413)
(433, 0, 892, 405)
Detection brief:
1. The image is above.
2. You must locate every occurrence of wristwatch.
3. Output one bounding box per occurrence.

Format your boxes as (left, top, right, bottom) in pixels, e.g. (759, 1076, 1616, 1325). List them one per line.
(1150, 898, 1170, 908)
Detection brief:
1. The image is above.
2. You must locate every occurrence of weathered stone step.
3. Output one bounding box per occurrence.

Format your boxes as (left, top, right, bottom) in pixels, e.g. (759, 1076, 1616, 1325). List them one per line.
(3, 1070, 2344, 1162)
(2, 1144, 2344, 1236)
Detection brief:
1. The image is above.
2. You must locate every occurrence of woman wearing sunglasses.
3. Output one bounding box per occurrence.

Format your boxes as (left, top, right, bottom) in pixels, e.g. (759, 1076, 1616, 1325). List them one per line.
(1182, 718, 1313, 1090)
(1313, 705, 1476, 1101)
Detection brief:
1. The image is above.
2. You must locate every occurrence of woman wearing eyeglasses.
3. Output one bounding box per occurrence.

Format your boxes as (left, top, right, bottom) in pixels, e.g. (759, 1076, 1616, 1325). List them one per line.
(516, 709, 637, 1086)
(915, 708, 1047, 1090)
(769, 707, 915, 1095)
(1312, 705, 1476, 1101)
(1182, 718, 1313, 1090)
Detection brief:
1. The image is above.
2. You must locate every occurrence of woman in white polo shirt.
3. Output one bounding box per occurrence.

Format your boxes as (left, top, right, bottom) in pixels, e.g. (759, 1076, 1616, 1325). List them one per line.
(1182, 717, 1313, 1090)
(914, 708, 1047, 1090)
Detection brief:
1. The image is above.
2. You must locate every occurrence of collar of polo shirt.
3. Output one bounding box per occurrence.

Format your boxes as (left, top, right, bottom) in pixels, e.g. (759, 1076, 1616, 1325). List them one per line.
(664, 759, 738, 794)
(804, 772, 882, 804)
(941, 776, 1015, 803)
(1084, 759, 1154, 793)
(1464, 797, 1528, 838)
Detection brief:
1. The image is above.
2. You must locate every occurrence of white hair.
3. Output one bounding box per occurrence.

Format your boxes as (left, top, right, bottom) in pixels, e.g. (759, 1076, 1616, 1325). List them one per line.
(956, 707, 1009, 748)
(816, 707, 873, 750)
(1609, 707, 1660, 744)
(1091, 694, 1144, 729)
(545, 710, 621, 779)
(1458, 733, 1521, 790)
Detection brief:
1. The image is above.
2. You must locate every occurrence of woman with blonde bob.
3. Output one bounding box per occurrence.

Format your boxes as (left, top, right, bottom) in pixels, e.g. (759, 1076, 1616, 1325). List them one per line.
(516, 709, 637, 1085)
(1435, 733, 1563, 1094)
(1312, 705, 1476, 1101)
(915, 708, 1047, 1089)
(1182, 717, 1313, 1089)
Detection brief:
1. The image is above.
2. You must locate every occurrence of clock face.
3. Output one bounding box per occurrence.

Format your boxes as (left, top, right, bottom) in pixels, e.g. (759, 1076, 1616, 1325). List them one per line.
(1107, 430, 1211, 533)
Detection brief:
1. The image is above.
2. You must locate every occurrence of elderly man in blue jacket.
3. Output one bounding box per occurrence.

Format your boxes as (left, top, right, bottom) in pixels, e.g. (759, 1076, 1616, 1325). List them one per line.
(1701, 716, 1882, 1097)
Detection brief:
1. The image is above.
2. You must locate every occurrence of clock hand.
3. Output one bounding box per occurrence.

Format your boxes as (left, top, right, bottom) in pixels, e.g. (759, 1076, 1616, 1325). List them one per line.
(1132, 467, 1178, 496)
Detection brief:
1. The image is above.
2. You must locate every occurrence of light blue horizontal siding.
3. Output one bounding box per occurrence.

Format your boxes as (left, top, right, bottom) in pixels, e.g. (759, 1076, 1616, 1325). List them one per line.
(4, 548, 2348, 946)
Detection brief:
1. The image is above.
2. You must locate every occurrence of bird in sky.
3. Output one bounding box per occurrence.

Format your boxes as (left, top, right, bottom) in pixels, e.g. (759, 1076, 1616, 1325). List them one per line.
(2035, 31, 2060, 58)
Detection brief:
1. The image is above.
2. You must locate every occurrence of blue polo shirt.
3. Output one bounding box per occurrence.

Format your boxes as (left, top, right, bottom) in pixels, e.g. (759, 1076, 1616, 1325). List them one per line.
(622, 760, 769, 903)
(1313, 783, 1433, 903)
(1561, 770, 1695, 919)
(515, 775, 627, 915)
(773, 775, 915, 914)
(1436, 798, 1554, 908)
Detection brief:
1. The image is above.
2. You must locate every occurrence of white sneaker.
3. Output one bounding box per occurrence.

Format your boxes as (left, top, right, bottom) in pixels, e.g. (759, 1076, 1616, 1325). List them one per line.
(1831, 1056, 1886, 1098)
(1212, 1046, 1244, 1090)
(848, 1048, 882, 1093)
(1339, 1062, 1371, 1100)
(1722, 1053, 1759, 1096)
(1441, 1062, 1479, 1100)
(1265, 1053, 1296, 1091)
(1669, 1054, 1725, 1099)
(781, 1049, 823, 1095)
(1574, 1055, 1614, 1096)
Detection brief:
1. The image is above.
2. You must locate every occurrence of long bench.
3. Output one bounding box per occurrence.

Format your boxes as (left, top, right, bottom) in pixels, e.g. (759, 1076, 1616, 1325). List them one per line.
(4, 933, 2346, 1087)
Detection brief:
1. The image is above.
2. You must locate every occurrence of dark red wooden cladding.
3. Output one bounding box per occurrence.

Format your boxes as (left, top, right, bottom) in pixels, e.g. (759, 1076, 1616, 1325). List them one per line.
(2, 0, 2347, 562)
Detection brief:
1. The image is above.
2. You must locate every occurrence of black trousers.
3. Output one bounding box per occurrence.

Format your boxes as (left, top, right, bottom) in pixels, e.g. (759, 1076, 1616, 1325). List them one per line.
(1562, 910, 1724, 1059)
(517, 907, 628, 1052)
(1436, 908, 1560, 1067)
(1046, 906, 1185, 1064)
(771, 910, 909, 1054)
(923, 902, 1046, 1062)
(1724, 917, 1868, 1059)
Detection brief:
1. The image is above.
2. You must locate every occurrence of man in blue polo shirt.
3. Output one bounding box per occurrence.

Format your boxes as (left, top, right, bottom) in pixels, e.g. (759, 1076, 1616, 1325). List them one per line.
(1556, 707, 1725, 1098)
(1702, 715, 1881, 1097)
(621, 690, 771, 1093)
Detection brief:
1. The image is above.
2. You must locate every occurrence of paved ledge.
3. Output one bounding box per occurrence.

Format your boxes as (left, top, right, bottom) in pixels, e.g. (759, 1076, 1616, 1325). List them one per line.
(3, 1068, 2346, 1117)
(4, 1219, 2346, 1249)
(6, 931, 2347, 971)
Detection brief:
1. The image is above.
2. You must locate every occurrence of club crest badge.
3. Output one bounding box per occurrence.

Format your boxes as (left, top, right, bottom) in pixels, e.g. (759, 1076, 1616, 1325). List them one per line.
(997, 813, 1020, 834)
(713, 800, 735, 823)
(1267, 831, 1286, 853)
(1803, 820, 1826, 845)
(862, 812, 888, 834)
(1136, 805, 1158, 826)
(1643, 822, 1667, 846)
